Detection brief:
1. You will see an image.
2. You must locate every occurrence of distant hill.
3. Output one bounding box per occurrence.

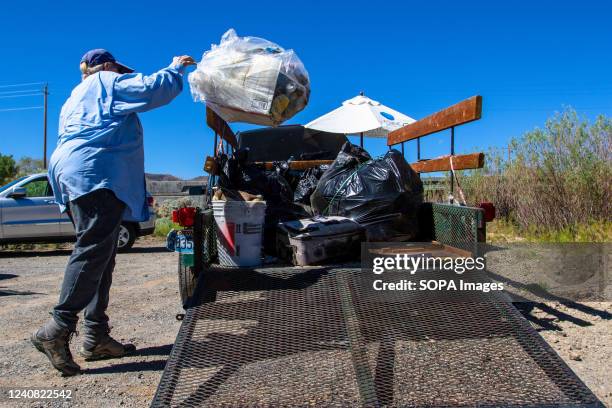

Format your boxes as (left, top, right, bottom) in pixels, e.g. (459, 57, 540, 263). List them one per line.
(190, 175, 208, 181)
(145, 173, 207, 182)
(145, 173, 181, 181)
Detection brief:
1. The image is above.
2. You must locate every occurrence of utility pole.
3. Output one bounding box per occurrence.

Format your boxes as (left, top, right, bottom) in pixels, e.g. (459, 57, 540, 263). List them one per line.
(43, 83, 48, 169)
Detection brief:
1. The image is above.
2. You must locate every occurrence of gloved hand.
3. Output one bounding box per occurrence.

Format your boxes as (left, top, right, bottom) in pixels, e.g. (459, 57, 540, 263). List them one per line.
(170, 55, 196, 73)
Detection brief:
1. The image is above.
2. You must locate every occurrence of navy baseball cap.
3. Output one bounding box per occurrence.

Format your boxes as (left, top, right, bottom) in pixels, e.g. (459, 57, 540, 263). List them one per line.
(80, 49, 134, 74)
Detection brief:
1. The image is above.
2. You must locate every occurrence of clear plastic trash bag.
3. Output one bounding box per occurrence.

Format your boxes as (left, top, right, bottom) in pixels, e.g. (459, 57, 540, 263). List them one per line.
(189, 29, 310, 126)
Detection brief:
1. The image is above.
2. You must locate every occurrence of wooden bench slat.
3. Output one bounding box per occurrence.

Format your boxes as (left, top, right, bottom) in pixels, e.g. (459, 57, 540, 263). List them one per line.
(388, 96, 482, 145)
(410, 153, 484, 173)
(254, 153, 483, 173)
(254, 160, 334, 171)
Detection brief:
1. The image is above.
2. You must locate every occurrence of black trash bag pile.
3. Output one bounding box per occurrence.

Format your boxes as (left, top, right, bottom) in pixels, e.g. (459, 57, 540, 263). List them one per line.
(214, 141, 423, 249)
(293, 164, 330, 205)
(310, 142, 423, 241)
(217, 149, 308, 252)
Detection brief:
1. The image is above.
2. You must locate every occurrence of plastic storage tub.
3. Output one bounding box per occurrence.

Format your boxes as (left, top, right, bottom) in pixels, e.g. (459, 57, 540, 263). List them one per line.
(276, 216, 364, 266)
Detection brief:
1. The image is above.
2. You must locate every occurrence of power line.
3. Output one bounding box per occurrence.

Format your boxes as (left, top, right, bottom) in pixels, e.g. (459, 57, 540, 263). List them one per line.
(0, 106, 43, 112)
(0, 93, 42, 99)
(0, 82, 45, 89)
(0, 89, 42, 95)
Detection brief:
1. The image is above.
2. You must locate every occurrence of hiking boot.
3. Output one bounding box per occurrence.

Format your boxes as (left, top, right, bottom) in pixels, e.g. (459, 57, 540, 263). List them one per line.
(31, 320, 81, 377)
(79, 328, 136, 361)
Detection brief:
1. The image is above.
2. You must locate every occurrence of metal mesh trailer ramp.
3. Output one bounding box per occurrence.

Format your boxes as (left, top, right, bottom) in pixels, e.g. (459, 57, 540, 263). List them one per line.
(151, 265, 602, 408)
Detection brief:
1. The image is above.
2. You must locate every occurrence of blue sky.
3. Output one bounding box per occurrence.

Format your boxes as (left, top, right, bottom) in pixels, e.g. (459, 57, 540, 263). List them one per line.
(1, 0, 610, 179)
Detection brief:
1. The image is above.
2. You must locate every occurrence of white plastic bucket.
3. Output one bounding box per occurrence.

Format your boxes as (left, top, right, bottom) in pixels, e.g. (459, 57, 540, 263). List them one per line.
(212, 200, 266, 267)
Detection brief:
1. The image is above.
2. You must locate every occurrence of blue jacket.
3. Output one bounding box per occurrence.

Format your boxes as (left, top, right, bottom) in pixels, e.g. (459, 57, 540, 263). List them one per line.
(49, 64, 183, 221)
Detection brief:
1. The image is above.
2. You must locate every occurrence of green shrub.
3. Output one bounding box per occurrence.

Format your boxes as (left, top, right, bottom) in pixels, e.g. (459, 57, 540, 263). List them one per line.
(154, 217, 181, 237)
(16, 157, 45, 177)
(156, 197, 203, 218)
(486, 218, 611, 243)
(462, 108, 611, 241)
(0, 153, 17, 185)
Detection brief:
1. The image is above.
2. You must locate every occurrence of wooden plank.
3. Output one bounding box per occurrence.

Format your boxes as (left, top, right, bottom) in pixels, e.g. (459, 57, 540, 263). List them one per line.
(255, 154, 483, 173)
(410, 153, 484, 173)
(434, 241, 475, 258)
(255, 160, 334, 171)
(388, 96, 482, 145)
(206, 106, 238, 148)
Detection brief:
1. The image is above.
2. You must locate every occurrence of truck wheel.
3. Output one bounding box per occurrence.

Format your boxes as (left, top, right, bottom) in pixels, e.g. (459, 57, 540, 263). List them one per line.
(178, 254, 197, 306)
(117, 223, 136, 252)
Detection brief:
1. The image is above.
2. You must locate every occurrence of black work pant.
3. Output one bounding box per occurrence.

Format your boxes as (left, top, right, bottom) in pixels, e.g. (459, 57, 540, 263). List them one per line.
(53, 189, 125, 333)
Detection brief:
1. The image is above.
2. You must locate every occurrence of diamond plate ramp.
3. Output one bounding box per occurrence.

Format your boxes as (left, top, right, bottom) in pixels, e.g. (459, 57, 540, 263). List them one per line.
(151, 267, 603, 407)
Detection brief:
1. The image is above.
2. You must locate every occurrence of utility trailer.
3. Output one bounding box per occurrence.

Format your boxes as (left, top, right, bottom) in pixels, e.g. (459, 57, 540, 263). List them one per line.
(153, 98, 603, 407)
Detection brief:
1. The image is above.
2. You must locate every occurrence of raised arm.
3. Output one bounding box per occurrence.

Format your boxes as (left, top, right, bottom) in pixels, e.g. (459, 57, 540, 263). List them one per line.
(111, 56, 196, 115)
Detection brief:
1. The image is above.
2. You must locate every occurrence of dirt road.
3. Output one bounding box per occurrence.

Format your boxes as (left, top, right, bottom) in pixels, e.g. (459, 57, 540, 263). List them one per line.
(0, 239, 610, 407)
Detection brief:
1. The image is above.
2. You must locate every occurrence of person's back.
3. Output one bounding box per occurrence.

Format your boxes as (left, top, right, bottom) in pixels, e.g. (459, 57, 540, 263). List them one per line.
(50, 59, 187, 222)
(33, 49, 195, 376)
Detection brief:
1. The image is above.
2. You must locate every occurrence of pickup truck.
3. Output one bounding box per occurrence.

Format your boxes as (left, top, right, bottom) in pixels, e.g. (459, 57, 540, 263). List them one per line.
(0, 173, 156, 251)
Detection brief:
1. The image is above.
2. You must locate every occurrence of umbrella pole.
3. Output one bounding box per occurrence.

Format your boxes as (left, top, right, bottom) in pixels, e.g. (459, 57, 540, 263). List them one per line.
(360, 132, 363, 148)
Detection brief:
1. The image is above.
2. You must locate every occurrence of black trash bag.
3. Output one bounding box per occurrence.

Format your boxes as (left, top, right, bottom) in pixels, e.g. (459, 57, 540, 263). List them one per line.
(253, 170, 308, 253)
(311, 142, 423, 241)
(299, 151, 333, 160)
(293, 164, 330, 204)
(218, 149, 292, 204)
(216, 148, 250, 188)
(240, 166, 293, 204)
(217, 150, 308, 253)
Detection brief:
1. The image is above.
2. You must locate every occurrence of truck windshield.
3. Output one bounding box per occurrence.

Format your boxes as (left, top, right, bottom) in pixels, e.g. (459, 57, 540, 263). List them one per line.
(0, 176, 27, 194)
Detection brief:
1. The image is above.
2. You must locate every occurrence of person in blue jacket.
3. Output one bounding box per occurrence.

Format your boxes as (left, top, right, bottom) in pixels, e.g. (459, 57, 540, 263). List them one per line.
(31, 49, 196, 376)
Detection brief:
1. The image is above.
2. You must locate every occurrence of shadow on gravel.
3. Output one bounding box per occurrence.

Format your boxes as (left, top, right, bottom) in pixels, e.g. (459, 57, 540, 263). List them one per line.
(0, 249, 73, 258)
(84, 359, 167, 375)
(513, 290, 611, 332)
(0, 245, 168, 258)
(490, 269, 612, 327)
(0, 273, 41, 296)
(119, 246, 168, 254)
(82, 345, 173, 375)
(0, 289, 42, 297)
(132, 344, 173, 357)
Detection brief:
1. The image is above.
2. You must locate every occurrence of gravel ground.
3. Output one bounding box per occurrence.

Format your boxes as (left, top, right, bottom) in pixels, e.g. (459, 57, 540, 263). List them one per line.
(0, 239, 610, 407)
(534, 301, 612, 406)
(0, 238, 183, 407)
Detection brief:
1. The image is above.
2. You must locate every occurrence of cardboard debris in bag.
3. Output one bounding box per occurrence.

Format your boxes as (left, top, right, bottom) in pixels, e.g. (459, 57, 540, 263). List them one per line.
(189, 29, 310, 126)
(213, 187, 263, 202)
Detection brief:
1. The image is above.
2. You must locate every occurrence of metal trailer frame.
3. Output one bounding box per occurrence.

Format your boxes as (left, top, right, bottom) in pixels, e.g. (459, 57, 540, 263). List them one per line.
(154, 99, 602, 407)
(152, 205, 604, 407)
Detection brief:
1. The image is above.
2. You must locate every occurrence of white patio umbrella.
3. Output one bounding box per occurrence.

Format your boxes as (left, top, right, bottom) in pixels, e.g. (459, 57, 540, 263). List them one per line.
(305, 93, 415, 146)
